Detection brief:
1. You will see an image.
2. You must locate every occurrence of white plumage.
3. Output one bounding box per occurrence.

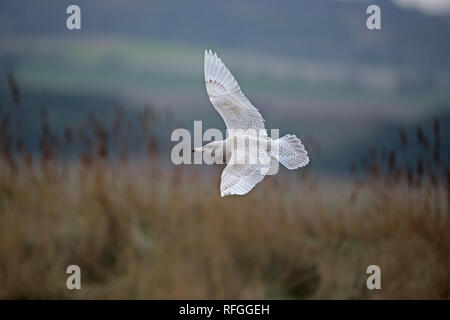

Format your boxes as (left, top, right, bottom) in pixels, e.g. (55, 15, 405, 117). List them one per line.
(204, 50, 265, 131)
(198, 50, 309, 197)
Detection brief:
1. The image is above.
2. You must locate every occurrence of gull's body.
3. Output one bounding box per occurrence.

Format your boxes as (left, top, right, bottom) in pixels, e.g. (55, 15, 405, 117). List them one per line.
(196, 50, 309, 197)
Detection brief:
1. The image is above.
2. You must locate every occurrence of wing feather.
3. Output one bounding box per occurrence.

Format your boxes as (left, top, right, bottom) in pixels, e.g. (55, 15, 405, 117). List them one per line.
(220, 147, 271, 197)
(204, 50, 265, 131)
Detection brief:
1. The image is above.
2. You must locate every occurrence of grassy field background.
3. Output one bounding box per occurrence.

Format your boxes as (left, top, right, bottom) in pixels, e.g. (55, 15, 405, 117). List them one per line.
(0, 93, 448, 299)
(1, 0, 449, 299)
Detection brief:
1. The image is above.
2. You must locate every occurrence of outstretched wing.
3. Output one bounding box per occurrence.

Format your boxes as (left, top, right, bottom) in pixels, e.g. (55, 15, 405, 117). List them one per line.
(220, 147, 271, 197)
(204, 50, 265, 131)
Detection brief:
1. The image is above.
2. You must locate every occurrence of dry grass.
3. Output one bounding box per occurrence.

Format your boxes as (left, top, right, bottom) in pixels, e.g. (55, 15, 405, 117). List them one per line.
(0, 160, 449, 299)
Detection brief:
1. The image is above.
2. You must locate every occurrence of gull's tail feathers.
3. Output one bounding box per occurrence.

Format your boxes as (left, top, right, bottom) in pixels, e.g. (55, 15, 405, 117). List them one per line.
(274, 134, 309, 170)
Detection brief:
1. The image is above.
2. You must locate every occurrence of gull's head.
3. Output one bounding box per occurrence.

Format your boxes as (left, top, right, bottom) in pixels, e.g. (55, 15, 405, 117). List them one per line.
(193, 142, 216, 153)
(193, 142, 223, 162)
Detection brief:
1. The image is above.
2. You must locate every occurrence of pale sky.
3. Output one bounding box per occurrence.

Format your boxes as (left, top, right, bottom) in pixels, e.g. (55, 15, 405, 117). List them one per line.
(338, 0, 450, 15)
(393, 0, 450, 15)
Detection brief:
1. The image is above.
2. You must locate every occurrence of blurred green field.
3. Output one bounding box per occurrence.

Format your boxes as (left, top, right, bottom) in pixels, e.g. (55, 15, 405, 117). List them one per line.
(4, 35, 449, 105)
(2, 34, 449, 176)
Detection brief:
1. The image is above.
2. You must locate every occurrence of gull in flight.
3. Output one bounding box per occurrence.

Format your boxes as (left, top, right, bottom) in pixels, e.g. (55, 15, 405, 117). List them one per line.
(194, 50, 309, 197)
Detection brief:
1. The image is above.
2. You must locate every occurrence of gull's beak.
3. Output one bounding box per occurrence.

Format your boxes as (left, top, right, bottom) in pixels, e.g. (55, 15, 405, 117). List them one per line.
(193, 147, 203, 153)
